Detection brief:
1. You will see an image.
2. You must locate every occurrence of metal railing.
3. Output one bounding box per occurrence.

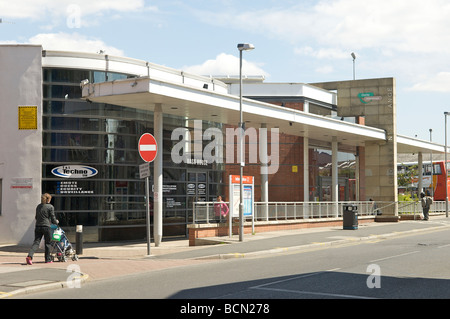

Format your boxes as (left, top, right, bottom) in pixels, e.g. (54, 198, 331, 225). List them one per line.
(192, 201, 230, 224)
(398, 200, 447, 217)
(193, 201, 382, 224)
(192, 200, 449, 224)
(254, 201, 386, 221)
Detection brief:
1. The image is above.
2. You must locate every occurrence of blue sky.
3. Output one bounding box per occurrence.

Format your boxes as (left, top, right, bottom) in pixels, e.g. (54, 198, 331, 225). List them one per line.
(2, 0, 450, 145)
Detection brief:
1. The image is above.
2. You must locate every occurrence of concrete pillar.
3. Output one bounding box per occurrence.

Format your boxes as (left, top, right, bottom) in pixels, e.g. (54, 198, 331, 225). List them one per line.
(303, 137, 310, 218)
(355, 151, 360, 201)
(311, 78, 399, 220)
(303, 101, 309, 113)
(332, 136, 339, 217)
(303, 101, 310, 203)
(304, 137, 309, 202)
(332, 137, 339, 202)
(260, 123, 268, 202)
(260, 123, 269, 220)
(357, 146, 366, 201)
(418, 152, 423, 195)
(154, 104, 163, 246)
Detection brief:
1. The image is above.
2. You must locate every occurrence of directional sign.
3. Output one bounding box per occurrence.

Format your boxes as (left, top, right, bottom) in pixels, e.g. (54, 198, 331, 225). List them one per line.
(139, 163, 150, 179)
(138, 133, 158, 163)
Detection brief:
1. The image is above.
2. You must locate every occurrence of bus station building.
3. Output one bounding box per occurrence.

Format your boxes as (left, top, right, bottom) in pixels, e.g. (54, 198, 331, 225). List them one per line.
(0, 44, 445, 245)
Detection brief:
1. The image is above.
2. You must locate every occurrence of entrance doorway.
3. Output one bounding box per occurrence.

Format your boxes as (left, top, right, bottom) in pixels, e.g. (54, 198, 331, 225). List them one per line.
(317, 176, 355, 201)
(187, 171, 208, 220)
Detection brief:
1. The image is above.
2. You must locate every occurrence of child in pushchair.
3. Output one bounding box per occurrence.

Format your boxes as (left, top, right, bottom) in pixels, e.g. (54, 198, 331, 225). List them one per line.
(50, 225, 79, 262)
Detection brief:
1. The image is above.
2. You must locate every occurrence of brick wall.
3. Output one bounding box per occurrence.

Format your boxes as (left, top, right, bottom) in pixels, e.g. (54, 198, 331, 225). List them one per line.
(188, 217, 375, 246)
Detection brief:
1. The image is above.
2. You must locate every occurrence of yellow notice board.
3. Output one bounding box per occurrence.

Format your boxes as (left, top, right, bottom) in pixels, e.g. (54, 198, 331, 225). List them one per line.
(18, 106, 37, 130)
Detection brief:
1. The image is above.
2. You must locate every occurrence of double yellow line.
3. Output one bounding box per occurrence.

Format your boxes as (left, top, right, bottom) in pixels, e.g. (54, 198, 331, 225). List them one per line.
(0, 291, 13, 298)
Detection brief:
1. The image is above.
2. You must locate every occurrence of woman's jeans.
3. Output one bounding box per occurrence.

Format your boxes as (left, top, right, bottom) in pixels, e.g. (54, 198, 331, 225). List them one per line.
(28, 226, 53, 262)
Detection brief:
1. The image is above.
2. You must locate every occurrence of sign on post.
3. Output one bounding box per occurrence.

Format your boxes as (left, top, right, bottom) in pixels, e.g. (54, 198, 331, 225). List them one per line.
(138, 133, 157, 256)
(229, 175, 255, 236)
(229, 175, 254, 217)
(139, 163, 150, 179)
(138, 133, 158, 163)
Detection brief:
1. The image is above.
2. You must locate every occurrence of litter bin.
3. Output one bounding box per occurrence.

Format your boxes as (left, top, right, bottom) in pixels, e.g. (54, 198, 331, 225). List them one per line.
(343, 204, 358, 230)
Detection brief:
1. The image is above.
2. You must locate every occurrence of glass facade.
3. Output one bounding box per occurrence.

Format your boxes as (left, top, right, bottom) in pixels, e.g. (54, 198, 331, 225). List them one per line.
(313, 149, 356, 202)
(42, 68, 225, 242)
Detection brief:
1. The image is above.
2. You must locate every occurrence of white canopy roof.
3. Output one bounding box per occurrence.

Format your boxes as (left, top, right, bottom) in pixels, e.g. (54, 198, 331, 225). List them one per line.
(76, 56, 446, 155)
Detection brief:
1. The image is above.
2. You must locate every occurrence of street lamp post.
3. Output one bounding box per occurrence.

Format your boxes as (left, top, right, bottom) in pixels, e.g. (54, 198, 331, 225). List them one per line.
(430, 129, 434, 199)
(237, 43, 255, 242)
(351, 52, 356, 80)
(445, 112, 449, 217)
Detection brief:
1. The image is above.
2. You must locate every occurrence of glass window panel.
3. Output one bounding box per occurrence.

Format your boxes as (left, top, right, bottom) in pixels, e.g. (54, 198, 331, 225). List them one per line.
(434, 164, 442, 175)
(44, 69, 90, 83)
(197, 173, 207, 182)
(107, 72, 129, 81)
(94, 71, 106, 83)
(188, 173, 196, 182)
(43, 148, 100, 162)
(43, 84, 82, 99)
(56, 212, 98, 227)
(42, 68, 227, 239)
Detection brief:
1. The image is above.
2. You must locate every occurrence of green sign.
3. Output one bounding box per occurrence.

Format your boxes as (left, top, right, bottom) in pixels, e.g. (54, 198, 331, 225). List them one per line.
(358, 92, 383, 104)
(358, 92, 374, 104)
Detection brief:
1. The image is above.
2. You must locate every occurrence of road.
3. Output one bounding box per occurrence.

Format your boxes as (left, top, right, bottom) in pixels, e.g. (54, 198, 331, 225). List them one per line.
(17, 223, 450, 304)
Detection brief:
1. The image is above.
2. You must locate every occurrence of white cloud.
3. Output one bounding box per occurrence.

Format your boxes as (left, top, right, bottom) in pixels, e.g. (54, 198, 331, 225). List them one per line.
(0, 0, 147, 19)
(182, 53, 269, 77)
(0, 0, 151, 30)
(28, 32, 124, 56)
(409, 72, 450, 93)
(294, 46, 350, 60)
(192, 0, 450, 92)
(196, 0, 450, 55)
(315, 66, 334, 74)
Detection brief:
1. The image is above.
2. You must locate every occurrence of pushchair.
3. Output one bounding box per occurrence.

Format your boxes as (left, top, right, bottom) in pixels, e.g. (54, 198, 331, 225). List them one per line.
(50, 225, 79, 262)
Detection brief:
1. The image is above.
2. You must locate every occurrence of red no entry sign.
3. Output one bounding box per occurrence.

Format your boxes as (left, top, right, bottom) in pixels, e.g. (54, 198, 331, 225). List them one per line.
(138, 133, 157, 163)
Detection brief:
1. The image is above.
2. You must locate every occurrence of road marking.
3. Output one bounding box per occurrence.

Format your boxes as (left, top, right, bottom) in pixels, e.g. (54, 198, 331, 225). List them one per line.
(367, 240, 382, 243)
(0, 291, 13, 298)
(250, 268, 375, 300)
(370, 251, 420, 263)
(250, 268, 341, 290)
(251, 272, 324, 289)
(253, 286, 377, 299)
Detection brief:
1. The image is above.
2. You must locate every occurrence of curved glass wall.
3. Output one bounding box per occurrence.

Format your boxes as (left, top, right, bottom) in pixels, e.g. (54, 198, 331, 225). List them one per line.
(43, 68, 224, 242)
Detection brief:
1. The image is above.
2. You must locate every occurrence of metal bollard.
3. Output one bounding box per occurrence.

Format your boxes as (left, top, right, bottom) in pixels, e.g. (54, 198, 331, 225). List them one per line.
(76, 225, 83, 255)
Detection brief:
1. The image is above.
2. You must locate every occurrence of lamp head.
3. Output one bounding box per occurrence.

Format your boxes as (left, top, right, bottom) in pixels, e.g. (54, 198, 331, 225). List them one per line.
(237, 43, 255, 51)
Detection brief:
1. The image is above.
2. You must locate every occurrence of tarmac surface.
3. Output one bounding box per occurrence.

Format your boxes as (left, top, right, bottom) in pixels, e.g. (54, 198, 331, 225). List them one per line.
(1, 215, 450, 299)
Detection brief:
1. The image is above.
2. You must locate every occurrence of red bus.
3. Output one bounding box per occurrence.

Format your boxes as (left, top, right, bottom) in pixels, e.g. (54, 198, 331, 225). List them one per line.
(399, 161, 449, 200)
(429, 161, 450, 201)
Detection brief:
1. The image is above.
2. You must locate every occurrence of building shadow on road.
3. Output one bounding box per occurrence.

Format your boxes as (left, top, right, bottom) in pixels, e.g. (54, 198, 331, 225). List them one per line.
(168, 270, 450, 299)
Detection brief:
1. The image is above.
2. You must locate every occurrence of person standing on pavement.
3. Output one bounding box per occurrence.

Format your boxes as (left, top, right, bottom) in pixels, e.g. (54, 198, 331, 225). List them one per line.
(26, 193, 58, 265)
(214, 195, 229, 223)
(420, 192, 433, 221)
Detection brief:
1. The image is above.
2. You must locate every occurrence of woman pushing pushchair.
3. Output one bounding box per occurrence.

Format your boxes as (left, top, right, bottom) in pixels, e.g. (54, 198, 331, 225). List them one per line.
(26, 193, 58, 265)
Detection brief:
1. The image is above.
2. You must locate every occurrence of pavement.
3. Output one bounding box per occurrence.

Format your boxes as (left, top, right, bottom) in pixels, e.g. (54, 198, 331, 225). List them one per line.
(1, 214, 450, 299)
